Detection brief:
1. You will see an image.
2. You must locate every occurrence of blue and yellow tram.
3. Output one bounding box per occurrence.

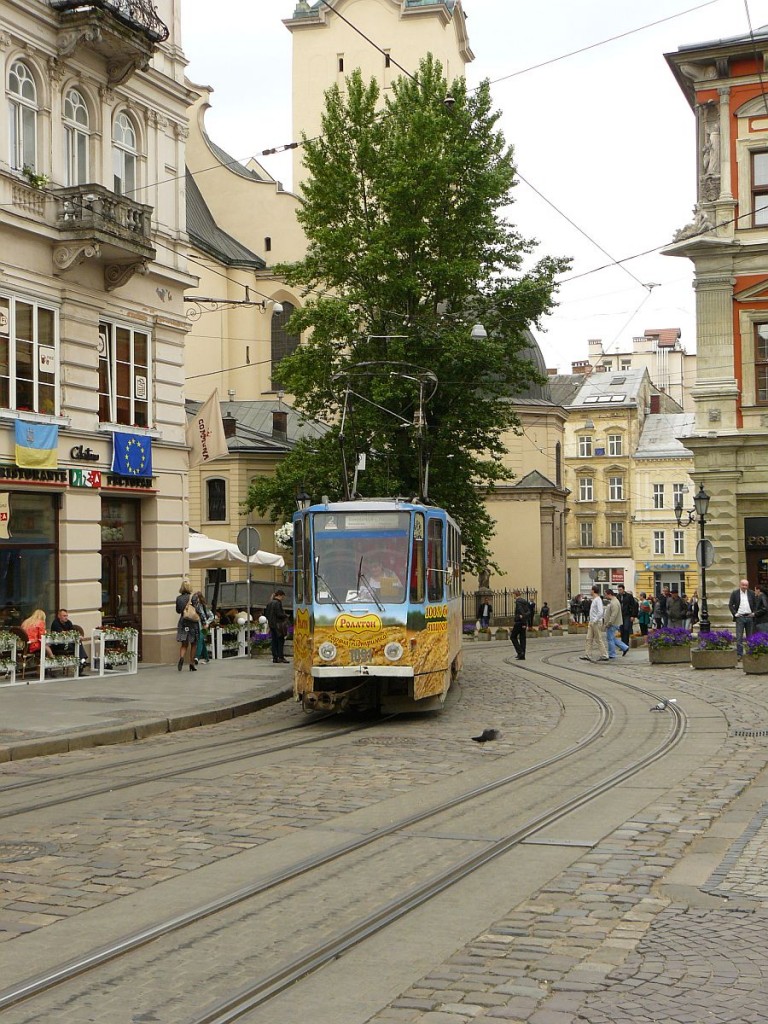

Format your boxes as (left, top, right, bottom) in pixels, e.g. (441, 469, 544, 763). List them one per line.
(291, 498, 462, 713)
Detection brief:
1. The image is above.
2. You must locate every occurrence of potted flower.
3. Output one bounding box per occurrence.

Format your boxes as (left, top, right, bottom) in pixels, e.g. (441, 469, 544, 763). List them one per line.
(274, 522, 294, 550)
(647, 627, 694, 664)
(742, 631, 768, 674)
(691, 630, 737, 670)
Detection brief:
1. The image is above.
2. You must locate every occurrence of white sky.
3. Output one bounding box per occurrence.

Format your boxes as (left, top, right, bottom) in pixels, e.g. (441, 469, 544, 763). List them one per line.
(180, 0, 764, 373)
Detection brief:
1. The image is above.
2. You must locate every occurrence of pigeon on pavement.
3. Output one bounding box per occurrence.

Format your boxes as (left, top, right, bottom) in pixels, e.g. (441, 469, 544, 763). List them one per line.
(472, 729, 501, 743)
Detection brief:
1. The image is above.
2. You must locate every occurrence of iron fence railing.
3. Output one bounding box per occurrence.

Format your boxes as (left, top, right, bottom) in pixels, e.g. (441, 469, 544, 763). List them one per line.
(463, 587, 538, 623)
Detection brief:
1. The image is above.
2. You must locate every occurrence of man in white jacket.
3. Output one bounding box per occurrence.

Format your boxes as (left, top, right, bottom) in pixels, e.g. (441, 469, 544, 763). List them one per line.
(580, 585, 609, 663)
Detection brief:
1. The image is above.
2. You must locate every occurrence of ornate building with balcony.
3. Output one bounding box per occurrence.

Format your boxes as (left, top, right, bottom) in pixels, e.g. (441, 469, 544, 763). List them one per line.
(0, 0, 196, 661)
(664, 25, 768, 608)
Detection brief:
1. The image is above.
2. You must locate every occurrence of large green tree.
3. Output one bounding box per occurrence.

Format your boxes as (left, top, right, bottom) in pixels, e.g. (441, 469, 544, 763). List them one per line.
(245, 56, 568, 572)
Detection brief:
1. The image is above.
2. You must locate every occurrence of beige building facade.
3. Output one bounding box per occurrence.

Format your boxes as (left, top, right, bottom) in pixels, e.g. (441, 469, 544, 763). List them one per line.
(284, 0, 473, 189)
(559, 368, 686, 601)
(0, 0, 198, 662)
(665, 25, 768, 613)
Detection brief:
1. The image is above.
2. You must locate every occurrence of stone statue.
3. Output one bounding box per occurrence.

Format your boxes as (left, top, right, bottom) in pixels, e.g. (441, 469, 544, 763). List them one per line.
(703, 127, 720, 176)
(672, 205, 715, 242)
(478, 568, 490, 590)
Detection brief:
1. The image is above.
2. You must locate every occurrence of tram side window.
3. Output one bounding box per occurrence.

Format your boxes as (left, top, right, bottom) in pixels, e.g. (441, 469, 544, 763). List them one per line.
(447, 523, 460, 597)
(427, 518, 444, 602)
(410, 513, 425, 603)
(294, 518, 303, 603)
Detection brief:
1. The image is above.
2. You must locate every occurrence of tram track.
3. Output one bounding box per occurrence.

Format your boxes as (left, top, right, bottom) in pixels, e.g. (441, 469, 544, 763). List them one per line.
(0, 651, 683, 1021)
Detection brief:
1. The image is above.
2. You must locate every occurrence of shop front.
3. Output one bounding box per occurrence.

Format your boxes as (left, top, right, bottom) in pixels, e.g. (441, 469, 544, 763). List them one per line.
(577, 561, 634, 597)
(0, 477, 64, 624)
(636, 561, 696, 598)
(745, 518, 768, 588)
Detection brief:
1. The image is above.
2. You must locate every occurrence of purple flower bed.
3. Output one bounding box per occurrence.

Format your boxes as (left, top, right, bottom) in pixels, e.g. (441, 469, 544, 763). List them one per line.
(696, 630, 735, 651)
(744, 631, 768, 656)
(647, 626, 693, 650)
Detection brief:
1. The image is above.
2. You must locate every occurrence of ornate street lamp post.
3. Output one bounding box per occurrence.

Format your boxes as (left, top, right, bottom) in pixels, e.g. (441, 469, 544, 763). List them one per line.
(675, 482, 711, 635)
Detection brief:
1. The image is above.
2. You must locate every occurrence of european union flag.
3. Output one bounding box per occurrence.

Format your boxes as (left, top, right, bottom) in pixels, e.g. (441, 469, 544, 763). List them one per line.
(15, 420, 58, 470)
(112, 433, 152, 478)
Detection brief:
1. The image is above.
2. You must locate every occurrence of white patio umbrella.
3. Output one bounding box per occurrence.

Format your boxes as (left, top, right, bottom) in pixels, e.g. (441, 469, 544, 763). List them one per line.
(187, 531, 285, 568)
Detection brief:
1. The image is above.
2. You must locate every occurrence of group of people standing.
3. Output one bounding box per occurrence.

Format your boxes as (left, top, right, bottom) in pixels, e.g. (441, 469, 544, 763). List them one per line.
(175, 584, 291, 669)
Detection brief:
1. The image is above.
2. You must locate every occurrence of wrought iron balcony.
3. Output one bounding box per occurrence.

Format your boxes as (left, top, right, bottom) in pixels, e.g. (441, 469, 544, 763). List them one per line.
(53, 184, 155, 291)
(50, 0, 169, 85)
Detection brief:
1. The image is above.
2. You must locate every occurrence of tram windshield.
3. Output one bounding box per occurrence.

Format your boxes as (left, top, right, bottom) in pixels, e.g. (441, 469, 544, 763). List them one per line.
(312, 511, 410, 604)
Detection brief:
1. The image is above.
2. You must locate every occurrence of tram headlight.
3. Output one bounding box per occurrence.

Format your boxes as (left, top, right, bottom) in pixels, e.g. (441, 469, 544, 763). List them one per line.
(384, 641, 403, 662)
(318, 641, 337, 661)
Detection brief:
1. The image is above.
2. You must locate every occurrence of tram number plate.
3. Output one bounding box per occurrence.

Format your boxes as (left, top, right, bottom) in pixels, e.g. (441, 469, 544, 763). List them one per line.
(350, 648, 372, 664)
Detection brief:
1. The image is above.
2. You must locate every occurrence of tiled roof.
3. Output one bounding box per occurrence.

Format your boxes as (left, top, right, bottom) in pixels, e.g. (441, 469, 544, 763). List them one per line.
(644, 327, 681, 349)
(185, 171, 265, 268)
(635, 412, 696, 459)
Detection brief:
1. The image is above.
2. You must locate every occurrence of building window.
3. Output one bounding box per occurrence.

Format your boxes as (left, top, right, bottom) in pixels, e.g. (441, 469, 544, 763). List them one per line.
(579, 521, 593, 546)
(607, 433, 623, 456)
(555, 441, 562, 488)
(620, 359, 631, 370)
(609, 521, 624, 547)
(270, 301, 299, 387)
(673, 483, 686, 508)
(756, 324, 768, 404)
(753, 152, 768, 226)
(8, 61, 37, 172)
(0, 295, 58, 414)
(98, 321, 150, 427)
(579, 477, 594, 502)
(653, 530, 665, 555)
(206, 479, 227, 521)
(578, 435, 592, 457)
(673, 529, 685, 556)
(608, 476, 624, 501)
(653, 483, 664, 509)
(113, 111, 137, 195)
(64, 88, 90, 186)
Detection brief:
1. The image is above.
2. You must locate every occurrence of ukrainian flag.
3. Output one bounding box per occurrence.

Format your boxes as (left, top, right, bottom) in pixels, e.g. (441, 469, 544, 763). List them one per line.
(15, 420, 58, 470)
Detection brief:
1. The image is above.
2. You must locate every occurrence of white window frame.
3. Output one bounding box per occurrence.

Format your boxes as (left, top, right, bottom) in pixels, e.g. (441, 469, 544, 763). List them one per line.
(578, 435, 592, 458)
(609, 521, 624, 547)
(64, 88, 90, 186)
(672, 483, 686, 509)
(653, 530, 665, 555)
(653, 483, 664, 509)
(608, 476, 624, 501)
(0, 293, 59, 415)
(673, 529, 685, 556)
(579, 521, 593, 547)
(98, 320, 151, 427)
(113, 111, 137, 196)
(607, 433, 623, 456)
(579, 477, 594, 502)
(8, 60, 38, 172)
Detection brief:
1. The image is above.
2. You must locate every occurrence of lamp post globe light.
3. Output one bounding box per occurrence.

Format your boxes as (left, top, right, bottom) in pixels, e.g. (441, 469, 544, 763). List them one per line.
(674, 482, 711, 635)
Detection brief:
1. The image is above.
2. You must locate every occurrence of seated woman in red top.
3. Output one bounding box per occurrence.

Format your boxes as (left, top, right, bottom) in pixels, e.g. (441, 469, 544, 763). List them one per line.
(21, 609, 54, 659)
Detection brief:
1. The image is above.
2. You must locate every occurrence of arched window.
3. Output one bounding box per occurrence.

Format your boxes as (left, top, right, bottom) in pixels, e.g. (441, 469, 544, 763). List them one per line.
(206, 479, 227, 522)
(64, 88, 90, 186)
(270, 301, 299, 388)
(8, 61, 37, 171)
(113, 111, 137, 195)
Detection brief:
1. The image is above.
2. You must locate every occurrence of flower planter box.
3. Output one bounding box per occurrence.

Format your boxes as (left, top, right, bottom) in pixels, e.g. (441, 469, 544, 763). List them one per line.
(743, 654, 768, 674)
(649, 647, 691, 665)
(691, 649, 738, 670)
(495, 628, 509, 641)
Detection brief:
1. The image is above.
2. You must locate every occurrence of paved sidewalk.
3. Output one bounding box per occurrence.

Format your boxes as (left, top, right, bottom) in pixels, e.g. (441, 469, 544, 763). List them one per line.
(0, 654, 293, 761)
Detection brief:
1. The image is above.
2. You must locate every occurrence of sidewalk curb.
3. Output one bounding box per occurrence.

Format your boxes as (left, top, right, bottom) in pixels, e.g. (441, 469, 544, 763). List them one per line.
(0, 687, 294, 762)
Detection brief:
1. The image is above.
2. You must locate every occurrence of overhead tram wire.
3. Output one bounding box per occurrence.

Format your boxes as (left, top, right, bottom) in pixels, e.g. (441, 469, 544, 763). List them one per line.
(743, 0, 768, 118)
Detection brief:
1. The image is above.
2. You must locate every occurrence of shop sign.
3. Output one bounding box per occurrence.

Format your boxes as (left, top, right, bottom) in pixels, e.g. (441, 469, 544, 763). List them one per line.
(643, 562, 690, 570)
(745, 518, 768, 548)
(104, 474, 154, 490)
(69, 468, 102, 489)
(611, 569, 625, 583)
(0, 465, 67, 485)
(70, 445, 100, 462)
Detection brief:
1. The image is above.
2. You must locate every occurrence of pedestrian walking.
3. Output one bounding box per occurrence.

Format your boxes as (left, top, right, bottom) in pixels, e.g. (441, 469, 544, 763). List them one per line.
(660, 586, 671, 627)
(510, 589, 529, 661)
(637, 592, 652, 636)
(539, 602, 550, 629)
(604, 588, 629, 658)
(570, 595, 581, 623)
(581, 595, 591, 623)
(689, 591, 700, 626)
(194, 592, 214, 664)
(175, 581, 201, 672)
(729, 578, 756, 656)
(580, 586, 609, 662)
(477, 597, 492, 629)
(754, 584, 768, 629)
(617, 585, 638, 646)
(667, 588, 686, 629)
(265, 588, 290, 664)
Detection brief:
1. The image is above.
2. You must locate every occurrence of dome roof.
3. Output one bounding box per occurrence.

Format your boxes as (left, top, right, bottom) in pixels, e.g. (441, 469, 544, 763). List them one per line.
(516, 329, 552, 403)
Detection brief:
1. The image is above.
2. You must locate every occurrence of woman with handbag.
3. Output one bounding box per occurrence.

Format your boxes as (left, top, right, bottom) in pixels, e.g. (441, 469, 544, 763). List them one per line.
(175, 582, 202, 672)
